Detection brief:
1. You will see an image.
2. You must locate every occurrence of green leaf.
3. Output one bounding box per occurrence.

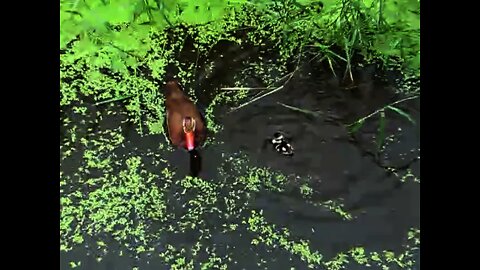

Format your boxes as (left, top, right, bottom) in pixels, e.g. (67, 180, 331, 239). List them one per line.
(406, 52, 420, 73)
(387, 106, 415, 124)
(320, 0, 341, 11)
(349, 119, 364, 134)
(69, 261, 81, 268)
(179, 1, 227, 24)
(111, 57, 128, 74)
(73, 36, 97, 57)
(105, 2, 135, 23)
(181, 4, 205, 24)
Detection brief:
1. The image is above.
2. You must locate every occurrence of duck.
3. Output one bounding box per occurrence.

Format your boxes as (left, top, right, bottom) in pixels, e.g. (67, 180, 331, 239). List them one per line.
(164, 80, 207, 152)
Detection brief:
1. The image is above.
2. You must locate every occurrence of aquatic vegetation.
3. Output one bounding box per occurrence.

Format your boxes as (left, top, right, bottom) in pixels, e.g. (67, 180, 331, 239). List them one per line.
(246, 210, 419, 269)
(388, 167, 420, 183)
(61, 0, 420, 269)
(348, 95, 419, 157)
(300, 183, 313, 198)
(60, 155, 171, 253)
(246, 209, 323, 267)
(314, 200, 353, 221)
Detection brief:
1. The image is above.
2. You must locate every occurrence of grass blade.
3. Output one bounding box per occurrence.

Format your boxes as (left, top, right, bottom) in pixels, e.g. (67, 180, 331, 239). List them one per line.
(277, 102, 321, 117)
(220, 87, 271, 91)
(229, 85, 284, 113)
(376, 110, 386, 152)
(349, 119, 364, 134)
(387, 105, 416, 124)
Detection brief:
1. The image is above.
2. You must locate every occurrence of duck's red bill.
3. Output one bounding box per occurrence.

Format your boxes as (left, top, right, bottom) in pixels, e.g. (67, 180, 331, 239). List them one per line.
(185, 132, 195, 151)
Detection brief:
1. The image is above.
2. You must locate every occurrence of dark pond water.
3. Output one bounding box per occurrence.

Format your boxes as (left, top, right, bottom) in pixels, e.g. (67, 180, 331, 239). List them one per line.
(60, 40, 420, 270)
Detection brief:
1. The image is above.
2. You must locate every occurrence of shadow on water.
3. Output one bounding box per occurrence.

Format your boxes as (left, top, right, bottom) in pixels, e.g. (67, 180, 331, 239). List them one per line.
(60, 38, 420, 269)
(189, 149, 202, 177)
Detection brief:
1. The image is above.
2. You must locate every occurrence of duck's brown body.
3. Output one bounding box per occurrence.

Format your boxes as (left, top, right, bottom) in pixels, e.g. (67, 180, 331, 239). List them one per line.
(164, 80, 206, 150)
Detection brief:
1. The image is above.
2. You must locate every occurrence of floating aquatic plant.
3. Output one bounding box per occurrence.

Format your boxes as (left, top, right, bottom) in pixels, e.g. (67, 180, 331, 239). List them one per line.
(61, 1, 419, 268)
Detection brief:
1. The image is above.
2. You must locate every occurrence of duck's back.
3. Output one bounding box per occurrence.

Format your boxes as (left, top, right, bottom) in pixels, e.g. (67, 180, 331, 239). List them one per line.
(164, 81, 206, 148)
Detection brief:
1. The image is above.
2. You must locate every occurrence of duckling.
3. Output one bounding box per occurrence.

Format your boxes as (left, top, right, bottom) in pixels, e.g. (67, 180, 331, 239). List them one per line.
(265, 132, 294, 156)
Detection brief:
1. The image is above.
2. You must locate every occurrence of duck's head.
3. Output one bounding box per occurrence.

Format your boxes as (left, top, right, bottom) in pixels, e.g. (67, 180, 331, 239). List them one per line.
(164, 80, 185, 98)
(183, 117, 197, 151)
(272, 132, 284, 144)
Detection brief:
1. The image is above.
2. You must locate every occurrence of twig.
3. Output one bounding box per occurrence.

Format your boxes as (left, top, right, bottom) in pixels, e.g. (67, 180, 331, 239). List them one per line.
(269, 71, 295, 87)
(228, 85, 284, 113)
(277, 102, 323, 117)
(227, 44, 304, 113)
(223, 69, 296, 113)
(282, 67, 298, 86)
(347, 95, 419, 126)
(307, 51, 328, 64)
(220, 87, 272, 91)
(227, 68, 298, 113)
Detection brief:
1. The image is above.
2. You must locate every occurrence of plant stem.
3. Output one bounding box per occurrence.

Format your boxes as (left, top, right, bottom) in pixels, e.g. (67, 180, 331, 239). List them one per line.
(347, 95, 419, 126)
(378, 0, 384, 29)
(277, 102, 323, 117)
(220, 87, 271, 91)
(228, 85, 284, 113)
(228, 45, 303, 113)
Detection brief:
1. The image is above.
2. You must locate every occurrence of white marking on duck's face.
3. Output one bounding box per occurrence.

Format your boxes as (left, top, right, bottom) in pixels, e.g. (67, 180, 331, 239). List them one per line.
(182, 117, 196, 133)
(271, 137, 282, 144)
(272, 132, 285, 144)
